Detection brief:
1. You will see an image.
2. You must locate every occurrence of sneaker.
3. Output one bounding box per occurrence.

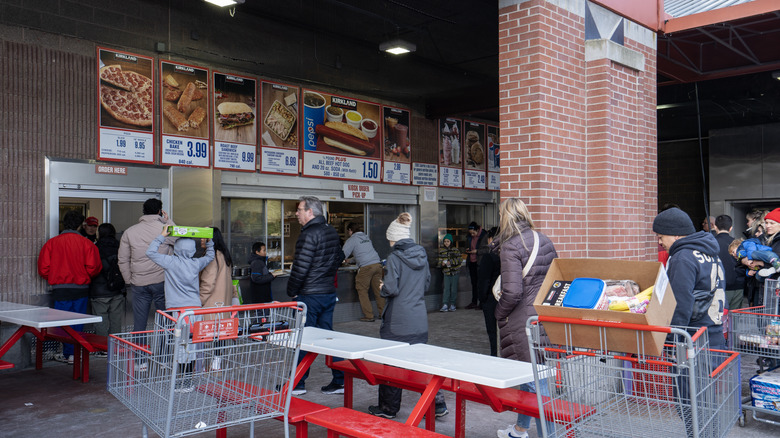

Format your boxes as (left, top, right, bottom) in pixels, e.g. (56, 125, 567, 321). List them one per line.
(497, 424, 529, 438)
(439, 304, 449, 312)
(448, 304, 456, 312)
(93, 351, 108, 358)
(465, 303, 478, 309)
(291, 385, 307, 396)
(53, 353, 69, 363)
(174, 378, 195, 393)
(435, 405, 449, 417)
(211, 356, 222, 371)
(759, 267, 778, 277)
(67, 355, 74, 365)
(359, 317, 375, 322)
(321, 382, 345, 394)
(368, 405, 395, 419)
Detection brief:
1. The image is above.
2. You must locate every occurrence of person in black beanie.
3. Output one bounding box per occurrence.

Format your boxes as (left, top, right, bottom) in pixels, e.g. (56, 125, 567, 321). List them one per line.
(653, 207, 727, 437)
(652, 207, 726, 348)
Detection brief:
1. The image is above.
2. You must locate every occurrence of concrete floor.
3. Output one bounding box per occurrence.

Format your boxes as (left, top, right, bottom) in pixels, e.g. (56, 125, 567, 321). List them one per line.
(0, 307, 778, 437)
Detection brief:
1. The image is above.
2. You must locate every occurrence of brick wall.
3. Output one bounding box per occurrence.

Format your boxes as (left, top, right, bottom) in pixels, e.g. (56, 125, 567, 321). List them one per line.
(499, 0, 657, 260)
(0, 39, 96, 302)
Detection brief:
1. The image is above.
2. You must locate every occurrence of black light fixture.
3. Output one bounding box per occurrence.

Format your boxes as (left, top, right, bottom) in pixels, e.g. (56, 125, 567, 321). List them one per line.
(379, 38, 416, 55)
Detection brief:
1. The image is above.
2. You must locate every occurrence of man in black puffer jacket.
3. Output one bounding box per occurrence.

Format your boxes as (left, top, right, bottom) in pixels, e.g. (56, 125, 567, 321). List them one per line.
(287, 196, 345, 396)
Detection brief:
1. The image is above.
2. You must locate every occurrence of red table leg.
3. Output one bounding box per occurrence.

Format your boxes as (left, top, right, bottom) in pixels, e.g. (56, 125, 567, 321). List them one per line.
(405, 375, 445, 431)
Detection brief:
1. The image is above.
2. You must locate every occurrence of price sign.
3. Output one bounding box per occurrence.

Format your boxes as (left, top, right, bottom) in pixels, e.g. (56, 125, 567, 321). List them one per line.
(488, 172, 500, 191)
(214, 141, 256, 171)
(302, 152, 380, 182)
(412, 163, 438, 186)
(439, 166, 462, 188)
(383, 161, 411, 184)
(161, 135, 210, 167)
(261, 147, 299, 174)
(99, 130, 154, 163)
(464, 169, 486, 190)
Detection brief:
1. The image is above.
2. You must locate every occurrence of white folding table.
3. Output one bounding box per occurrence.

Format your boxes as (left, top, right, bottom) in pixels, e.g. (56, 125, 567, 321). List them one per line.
(0, 303, 102, 381)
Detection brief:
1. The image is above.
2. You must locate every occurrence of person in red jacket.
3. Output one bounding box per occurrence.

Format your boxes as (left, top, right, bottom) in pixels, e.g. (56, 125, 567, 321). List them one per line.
(38, 210, 102, 364)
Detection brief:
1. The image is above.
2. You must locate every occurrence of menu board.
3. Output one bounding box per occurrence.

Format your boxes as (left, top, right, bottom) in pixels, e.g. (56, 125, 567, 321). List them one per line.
(438, 118, 463, 187)
(300, 89, 381, 182)
(97, 48, 155, 164)
(213, 72, 257, 172)
(259, 80, 300, 175)
(159, 61, 210, 168)
(412, 163, 438, 186)
(486, 125, 500, 191)
(463, 121, 486, 190)
(382, 106, 411, 184)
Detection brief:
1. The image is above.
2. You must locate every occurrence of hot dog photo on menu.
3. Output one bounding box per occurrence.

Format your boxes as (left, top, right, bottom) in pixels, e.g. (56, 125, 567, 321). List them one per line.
(301, 89, 382, 159)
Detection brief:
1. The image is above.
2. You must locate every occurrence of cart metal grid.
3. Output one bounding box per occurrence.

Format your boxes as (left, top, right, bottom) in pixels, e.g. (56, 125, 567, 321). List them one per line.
(728, 279, 780, 427)
(107, 302, 306, 438)
(527, 316, 741, 438)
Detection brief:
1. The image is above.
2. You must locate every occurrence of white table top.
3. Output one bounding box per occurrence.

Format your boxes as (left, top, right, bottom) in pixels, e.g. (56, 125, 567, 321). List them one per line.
(363, 343, 545, 389)
(0, 307, 101, 328)
(0, 301, 38, 312)
(299, 327, 408, 359)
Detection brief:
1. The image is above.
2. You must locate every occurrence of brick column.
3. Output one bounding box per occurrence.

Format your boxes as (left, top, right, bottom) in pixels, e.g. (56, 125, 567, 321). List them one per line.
(499, 0, 657, 260)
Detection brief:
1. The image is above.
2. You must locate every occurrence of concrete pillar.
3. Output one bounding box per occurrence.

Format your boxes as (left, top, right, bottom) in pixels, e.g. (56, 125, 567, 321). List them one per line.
(499, 0, 657, 259)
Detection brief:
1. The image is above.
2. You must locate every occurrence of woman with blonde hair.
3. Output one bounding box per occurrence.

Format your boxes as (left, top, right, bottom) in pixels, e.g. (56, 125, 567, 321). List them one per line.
(494, 198, 558, 438)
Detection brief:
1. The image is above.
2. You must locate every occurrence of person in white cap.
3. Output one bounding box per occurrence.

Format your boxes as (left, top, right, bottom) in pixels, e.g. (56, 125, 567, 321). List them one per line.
(368, 212, 449, 419)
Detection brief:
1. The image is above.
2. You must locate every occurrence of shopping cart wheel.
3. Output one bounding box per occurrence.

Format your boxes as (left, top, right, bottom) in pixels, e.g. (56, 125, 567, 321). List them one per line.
(738, 412, 745, 427)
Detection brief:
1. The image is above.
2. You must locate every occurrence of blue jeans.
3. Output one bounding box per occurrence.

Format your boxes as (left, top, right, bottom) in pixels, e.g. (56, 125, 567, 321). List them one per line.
(296, 293, 343, 387)
(517, 379, 554, 436)
(131, 282, 166, 333)
(54, 297, 88, 357)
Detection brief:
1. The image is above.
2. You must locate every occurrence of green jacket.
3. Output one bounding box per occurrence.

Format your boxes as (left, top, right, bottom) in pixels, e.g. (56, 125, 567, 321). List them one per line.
(438, 246, 462, 276)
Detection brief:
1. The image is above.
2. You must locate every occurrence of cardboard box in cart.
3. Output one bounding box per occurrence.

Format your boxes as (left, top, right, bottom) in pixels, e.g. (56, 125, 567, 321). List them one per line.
(533, 258, 677, 356)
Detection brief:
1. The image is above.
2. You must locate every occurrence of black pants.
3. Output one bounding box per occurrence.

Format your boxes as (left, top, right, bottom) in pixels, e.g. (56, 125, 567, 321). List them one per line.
(482, 296, 498, 356)
(468, 261, 479, 305)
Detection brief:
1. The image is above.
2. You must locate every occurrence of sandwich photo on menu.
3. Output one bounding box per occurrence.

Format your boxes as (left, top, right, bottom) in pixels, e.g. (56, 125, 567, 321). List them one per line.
(217, 102, 255, 129)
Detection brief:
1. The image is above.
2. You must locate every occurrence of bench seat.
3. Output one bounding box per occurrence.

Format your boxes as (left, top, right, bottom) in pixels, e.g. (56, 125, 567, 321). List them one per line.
(44, 328, 108, 382)
(0, 360, 14, 370)
(306, 407, 447, 438)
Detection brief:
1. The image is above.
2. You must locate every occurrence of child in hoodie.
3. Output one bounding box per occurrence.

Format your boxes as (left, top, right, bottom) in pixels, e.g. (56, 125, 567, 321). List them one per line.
(146, 226, 214, 392)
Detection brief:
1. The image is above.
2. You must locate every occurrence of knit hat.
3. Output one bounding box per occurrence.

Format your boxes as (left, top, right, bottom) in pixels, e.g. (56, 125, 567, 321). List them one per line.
(652, 208, 695, 236)
(468, 221, 479, 230)
(85, 217, 99, 226)
(443, 233, 454, 244)
(765, 208, 780, 224)
(387, 212, 412, 242)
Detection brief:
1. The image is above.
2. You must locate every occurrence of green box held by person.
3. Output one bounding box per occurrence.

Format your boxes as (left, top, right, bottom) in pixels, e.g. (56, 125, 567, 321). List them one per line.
(167, 225, 214, 238)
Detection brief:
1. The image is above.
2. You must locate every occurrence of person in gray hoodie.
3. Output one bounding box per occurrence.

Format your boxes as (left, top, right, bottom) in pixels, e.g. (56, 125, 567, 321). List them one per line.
(368, 212, 448, 419)
(146, 228, 214, 309)
(145, 226, 214, 392)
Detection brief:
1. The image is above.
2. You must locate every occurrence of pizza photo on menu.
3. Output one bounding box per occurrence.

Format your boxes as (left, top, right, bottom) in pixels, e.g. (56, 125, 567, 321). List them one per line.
(99, 64, 153, 130)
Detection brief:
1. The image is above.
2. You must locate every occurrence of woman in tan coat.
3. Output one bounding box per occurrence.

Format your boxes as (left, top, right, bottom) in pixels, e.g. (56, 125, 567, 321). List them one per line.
(199, 228, 238, 309)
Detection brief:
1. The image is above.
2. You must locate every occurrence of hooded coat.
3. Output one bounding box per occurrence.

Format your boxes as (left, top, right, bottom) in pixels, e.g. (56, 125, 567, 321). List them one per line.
(247, 252, 274, 303)
(146, 236, 214, 309)
(287, 215, 344, 297)
(118, 214, 175, 287)
(666, 231, 726, 348)
(380, 238, 431, 341)
(495, 223, 557, 362)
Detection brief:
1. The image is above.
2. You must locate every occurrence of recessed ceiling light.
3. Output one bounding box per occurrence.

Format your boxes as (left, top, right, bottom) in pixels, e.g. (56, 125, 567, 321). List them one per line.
(204, 0, 238, 7)
(379, 39, 416, 55)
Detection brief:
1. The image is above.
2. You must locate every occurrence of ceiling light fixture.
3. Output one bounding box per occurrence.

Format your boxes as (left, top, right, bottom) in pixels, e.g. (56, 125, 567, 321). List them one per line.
(380, 39, 416, 55)
(772, 71, 780, 81)
(204, 0, 240, 7)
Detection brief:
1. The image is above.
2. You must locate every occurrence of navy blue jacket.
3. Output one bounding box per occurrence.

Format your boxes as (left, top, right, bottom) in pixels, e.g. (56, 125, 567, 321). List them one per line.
(667, 231, 726, 348)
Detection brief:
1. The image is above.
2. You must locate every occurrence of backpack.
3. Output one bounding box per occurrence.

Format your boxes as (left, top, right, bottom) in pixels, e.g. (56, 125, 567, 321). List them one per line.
(104, 254, 126, 292)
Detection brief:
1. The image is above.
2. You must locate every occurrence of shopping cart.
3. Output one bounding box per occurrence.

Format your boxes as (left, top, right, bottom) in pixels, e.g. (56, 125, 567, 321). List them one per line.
(728, 278, 780, 427)
(107, 302, 306, 438)
(526, 315, 741, 438)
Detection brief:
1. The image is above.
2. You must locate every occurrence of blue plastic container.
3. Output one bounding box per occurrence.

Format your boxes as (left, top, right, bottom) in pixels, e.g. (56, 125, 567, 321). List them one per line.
(561, 278, 606, 309)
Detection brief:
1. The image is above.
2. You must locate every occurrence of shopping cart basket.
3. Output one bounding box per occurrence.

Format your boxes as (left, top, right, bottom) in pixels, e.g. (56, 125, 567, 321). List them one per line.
(107, 302, 306, 438)
(728, 278, 780, 427)
(526, 315, 741, 438)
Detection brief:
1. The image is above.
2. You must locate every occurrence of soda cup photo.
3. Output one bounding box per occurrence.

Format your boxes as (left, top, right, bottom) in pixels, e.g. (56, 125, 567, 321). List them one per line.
(303, 91, 326, 151)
